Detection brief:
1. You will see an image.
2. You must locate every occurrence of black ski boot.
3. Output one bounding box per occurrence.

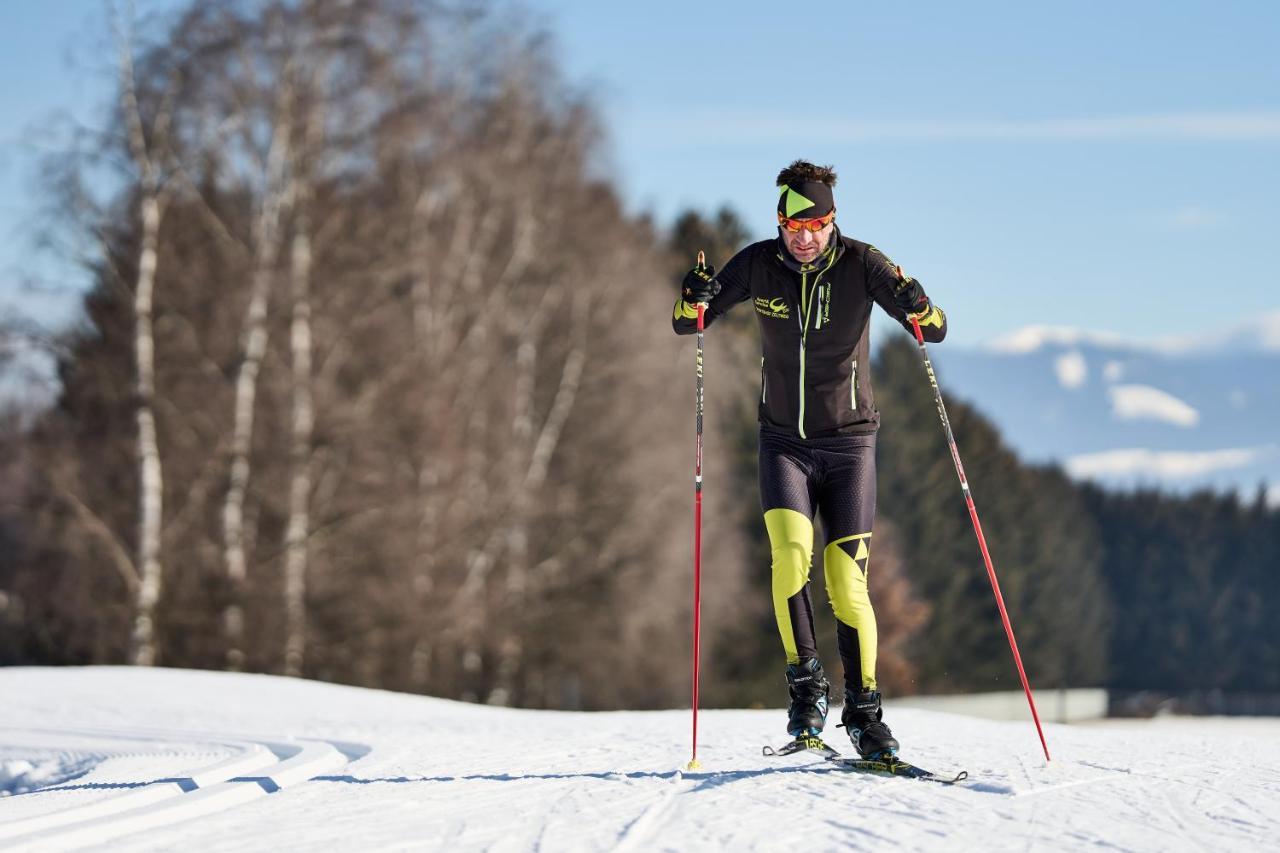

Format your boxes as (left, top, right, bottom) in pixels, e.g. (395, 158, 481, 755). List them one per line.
(785, 658, 830, 737)
(841, 688, 900, 758)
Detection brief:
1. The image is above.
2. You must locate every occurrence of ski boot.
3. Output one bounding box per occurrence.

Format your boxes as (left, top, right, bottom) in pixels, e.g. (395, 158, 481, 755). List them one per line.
(785, 658, 830, 737)
(840, 687, 900, 759)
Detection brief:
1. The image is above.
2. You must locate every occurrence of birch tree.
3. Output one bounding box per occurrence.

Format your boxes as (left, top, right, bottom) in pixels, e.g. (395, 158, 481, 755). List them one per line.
(114, 6, 179, 667)
(220, 43, 298, 669)
(282, 53, 331, 676)
(7, 0, 710, 709)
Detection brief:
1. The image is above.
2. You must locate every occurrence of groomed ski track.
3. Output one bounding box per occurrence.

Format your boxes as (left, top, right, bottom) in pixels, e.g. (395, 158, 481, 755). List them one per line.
(1, 668, 1277, 851)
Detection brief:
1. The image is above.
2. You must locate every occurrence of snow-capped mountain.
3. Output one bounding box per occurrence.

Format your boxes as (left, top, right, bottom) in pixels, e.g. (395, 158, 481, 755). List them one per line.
(922, 315, 1280, 502)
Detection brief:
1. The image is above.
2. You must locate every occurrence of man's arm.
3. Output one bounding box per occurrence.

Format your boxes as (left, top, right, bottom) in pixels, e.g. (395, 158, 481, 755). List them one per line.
(672, 245, 754, 335)
(865, 245, 948, 343)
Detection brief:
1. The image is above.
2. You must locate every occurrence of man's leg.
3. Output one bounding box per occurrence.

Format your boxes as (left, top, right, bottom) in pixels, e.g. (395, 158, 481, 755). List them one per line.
(824, 530, 878, 691)
(758, 433, 818, 664)
(816, 434, 879, 693)
(816, 433, 899, 757)
(759, 430, 828, 735)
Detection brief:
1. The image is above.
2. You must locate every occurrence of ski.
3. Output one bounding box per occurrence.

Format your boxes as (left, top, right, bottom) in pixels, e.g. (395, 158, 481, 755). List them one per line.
(762, 734, 839, 760)
(763, 736, 968, 785)
(828, 754, 968, 785)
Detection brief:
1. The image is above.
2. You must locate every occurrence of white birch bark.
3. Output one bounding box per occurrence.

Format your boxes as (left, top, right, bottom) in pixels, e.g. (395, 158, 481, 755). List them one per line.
(283, 78, 323, 677)
(131, 193, 164, 666)
(222, 73, 295, 670)
(283, 197, 313, 677)
(116, 12, 174, 667)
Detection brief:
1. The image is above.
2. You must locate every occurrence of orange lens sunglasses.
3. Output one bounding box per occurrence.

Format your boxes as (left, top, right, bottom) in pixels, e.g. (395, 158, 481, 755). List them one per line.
(777, 210, 836, 233)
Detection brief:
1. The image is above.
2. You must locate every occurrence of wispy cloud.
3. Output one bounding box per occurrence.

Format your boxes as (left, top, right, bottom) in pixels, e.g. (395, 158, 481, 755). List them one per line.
(670, 112, 1280, 144)
(1108, 384, 1199, 428)
(1158, 206, 1225, 231)
(1065, 447, 1270, 480)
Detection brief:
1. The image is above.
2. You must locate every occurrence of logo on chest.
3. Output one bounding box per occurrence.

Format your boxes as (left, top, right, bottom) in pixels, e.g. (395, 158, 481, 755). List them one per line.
(754, 296, 791, 320)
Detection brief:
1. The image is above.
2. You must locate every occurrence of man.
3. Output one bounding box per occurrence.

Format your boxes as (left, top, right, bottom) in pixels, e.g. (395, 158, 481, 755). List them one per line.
(671, 160, 947, 758)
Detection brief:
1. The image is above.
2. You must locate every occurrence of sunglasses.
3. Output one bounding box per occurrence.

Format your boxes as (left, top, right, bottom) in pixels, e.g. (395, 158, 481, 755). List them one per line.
(777, 210, 836, 233)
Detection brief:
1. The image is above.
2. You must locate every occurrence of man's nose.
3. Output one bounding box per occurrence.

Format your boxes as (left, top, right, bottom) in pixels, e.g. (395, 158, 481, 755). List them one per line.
(798, 229, 815, 245)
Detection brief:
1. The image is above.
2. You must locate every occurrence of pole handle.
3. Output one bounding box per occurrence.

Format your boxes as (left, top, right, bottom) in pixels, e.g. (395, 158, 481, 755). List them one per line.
(687, 249, 707, 770)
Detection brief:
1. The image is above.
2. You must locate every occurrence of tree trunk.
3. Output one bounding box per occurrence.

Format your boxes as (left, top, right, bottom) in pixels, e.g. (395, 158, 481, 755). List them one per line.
(283, 198, 314, 677)
(131, 194, 165, 666)
(115, 9, 174, 668)
(222, 94, 293, 670)
(283, 79, 323, 675)
(408, 185, 448, 690)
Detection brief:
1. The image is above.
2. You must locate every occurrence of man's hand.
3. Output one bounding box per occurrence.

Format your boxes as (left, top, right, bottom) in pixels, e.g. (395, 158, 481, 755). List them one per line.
(892, 265, 930, 317)
(682, 259, 719, 305)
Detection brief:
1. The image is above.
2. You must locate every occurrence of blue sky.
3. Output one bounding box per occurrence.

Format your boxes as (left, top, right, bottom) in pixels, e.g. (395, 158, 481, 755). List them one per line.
(2, 0, 1278, 345)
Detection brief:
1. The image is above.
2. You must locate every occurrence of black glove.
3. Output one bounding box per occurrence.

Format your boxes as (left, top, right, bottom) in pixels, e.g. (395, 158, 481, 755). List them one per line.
(681, 262, 719, 304)
(892, 274, 930, 316)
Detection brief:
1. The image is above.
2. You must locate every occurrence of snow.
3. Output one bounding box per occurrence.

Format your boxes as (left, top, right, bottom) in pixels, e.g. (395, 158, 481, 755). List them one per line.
(1, 668, 1278, 851)
(1107, 384, 1200, 427)
(984, 311, 1280, 357)
(1064, 446, 1270, 480)
(986, 325, 1131, 355)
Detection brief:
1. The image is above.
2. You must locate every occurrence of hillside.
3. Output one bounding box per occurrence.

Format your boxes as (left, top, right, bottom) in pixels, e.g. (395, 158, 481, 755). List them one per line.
(2, 668, 1277, 851)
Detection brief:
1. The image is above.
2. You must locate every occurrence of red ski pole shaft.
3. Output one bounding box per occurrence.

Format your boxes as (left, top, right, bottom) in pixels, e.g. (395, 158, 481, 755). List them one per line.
(688, 250, 707, 771)
(908, 310, 1051, 763)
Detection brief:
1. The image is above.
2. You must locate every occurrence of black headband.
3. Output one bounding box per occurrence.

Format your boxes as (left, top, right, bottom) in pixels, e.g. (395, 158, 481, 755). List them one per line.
(777, 181, 835, 219)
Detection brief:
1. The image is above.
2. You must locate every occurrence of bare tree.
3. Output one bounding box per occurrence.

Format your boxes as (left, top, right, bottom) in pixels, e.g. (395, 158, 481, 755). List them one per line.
(282, 53, 330, 676)
(221, 44, 298, 669)
(114, 4, 179, 666)
(7, 0, 706, 710)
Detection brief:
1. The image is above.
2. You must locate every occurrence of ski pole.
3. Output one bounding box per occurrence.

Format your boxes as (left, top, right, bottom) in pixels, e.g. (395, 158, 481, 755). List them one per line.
(687, 250, 707, 772)
(906, 296, 1052, 763)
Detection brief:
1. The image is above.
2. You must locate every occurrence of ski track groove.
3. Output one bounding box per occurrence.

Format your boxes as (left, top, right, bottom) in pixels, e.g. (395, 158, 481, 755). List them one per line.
(969, 754, 1276, 852)
(0, 729, 353, 852)
(610, 769, 690, 853)
(0, 749, 106, 798)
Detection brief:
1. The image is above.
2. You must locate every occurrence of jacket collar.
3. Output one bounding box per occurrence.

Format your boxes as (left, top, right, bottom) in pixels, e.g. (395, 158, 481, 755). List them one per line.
(774, 225, 845, 275)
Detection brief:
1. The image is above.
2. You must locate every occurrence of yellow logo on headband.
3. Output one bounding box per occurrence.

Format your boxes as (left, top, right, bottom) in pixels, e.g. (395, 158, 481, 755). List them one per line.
(782, 187, 816, 217)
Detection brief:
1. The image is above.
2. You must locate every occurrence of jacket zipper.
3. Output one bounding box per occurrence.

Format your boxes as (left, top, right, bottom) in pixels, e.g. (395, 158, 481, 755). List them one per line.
(797, 271, 822, 439)
(760, 357, 766, 403)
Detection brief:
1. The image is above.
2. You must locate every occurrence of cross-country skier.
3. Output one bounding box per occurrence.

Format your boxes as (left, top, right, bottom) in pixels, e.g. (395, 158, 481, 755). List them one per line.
(671, 160, 947, 759)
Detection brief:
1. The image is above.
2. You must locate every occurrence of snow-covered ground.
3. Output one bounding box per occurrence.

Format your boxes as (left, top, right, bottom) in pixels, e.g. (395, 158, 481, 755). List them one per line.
(1, 668, 1277, 851)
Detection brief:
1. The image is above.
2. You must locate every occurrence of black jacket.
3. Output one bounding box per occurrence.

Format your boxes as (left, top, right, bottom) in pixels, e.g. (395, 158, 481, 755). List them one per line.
(673, 230, 947, 438)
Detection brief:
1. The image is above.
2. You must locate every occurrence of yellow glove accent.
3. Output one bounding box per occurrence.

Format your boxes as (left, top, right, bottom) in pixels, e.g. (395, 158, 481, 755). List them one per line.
(674, 297, 699, 320)
(912, 305, 945, 329)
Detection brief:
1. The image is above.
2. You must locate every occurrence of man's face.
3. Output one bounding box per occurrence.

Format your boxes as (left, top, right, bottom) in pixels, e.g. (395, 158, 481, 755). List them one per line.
(780, 216, 835, 265)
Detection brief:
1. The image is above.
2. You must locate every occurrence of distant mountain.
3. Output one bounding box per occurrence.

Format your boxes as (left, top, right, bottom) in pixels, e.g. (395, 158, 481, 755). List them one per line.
(915, 316, 1280, 503)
